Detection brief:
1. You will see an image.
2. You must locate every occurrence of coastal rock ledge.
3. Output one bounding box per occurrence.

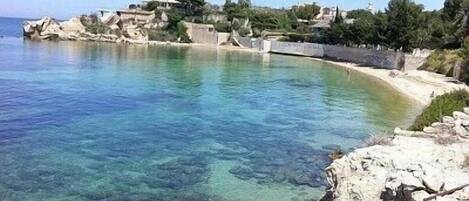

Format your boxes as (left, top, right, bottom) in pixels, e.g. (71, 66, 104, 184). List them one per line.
(322, 111, 469, 201)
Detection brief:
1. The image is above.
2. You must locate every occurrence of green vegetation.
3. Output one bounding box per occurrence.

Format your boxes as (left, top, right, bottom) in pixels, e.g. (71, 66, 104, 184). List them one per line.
(148, 29, 178, 41)
(409, 90, 469, 131)
(322, 0, 468, 52)
(176, 22, 192, 43)
(385, 0, 423, 52)
(418, 50, 463, 77)
(85, 22, 109, 34)
(291, 3, 320, 20)
(80, 14, 109, 34)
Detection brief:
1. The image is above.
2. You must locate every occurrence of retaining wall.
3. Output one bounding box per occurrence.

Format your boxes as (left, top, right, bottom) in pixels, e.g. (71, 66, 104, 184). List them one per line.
(266, 41, 427, 70)
(322, 45, 403, 69)
(234, 36, 262, 49)
(270, 41, 324, 57)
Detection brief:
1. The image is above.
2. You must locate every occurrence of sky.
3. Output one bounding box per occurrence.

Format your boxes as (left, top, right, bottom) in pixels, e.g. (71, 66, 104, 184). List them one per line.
(0, 0, 445, 19)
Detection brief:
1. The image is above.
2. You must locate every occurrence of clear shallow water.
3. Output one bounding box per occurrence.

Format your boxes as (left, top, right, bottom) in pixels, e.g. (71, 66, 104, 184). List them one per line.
(0, 35, 420, 201)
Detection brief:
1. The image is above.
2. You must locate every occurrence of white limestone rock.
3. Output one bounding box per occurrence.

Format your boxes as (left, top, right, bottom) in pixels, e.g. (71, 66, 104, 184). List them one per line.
(464, 107, 469, 115)
(454, 111, 469, 121)
(423, 126, 438, 134)
(454, 125, 469, 137)
(59, 17, 86, 33)
(442, 116, 455, 124)
(123, 25, 148, 41)
(322, 136, 469, 201)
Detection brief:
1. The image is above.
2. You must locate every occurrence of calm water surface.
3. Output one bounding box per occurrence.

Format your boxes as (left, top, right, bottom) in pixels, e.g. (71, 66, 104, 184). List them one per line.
(0, 19, 420, 201)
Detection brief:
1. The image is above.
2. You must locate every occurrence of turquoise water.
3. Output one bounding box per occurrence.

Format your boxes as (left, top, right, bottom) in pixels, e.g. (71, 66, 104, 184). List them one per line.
(0, 28, 419, 200)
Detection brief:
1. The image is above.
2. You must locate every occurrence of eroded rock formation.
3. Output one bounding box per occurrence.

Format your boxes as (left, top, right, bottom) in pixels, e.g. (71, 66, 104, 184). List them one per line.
(22, 16, 152, 43)
(322, 110, 469, 201)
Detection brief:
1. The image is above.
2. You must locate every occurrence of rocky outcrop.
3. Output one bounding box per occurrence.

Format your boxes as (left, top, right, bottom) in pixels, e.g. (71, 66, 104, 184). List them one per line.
(22, 16, 149, 43)
(23, 17, 65, 40)
(23, 16, 95, 41)
(59, 17, 86, 33)
(323, 109, 469, 201)
(122, 25, 148, 41)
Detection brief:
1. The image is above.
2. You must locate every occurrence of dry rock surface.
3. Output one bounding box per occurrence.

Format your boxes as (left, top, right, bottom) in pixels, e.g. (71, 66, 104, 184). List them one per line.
(322, 108, 469, 201)
(23, 15, 158, 44)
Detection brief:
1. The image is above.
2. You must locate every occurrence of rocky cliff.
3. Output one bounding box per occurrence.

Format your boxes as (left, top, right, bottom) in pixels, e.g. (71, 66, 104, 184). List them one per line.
(23, 16, 152, 43)
(322, 110, 469, 201)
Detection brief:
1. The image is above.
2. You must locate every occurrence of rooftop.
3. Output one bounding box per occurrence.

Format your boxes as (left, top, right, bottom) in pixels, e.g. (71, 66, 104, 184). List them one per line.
(142, 0, 181, 4)
(116, 9, 155, 15)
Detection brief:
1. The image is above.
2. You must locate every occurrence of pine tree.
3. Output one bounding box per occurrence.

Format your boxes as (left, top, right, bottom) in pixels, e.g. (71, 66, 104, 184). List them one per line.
(385, 0, 423, 52)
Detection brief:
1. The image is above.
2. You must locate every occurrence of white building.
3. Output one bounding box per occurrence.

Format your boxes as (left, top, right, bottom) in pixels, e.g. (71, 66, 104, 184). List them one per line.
(141, 0, 181, 10)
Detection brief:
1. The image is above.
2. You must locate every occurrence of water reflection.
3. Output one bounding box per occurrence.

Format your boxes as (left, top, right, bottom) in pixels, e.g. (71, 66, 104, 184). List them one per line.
(0, 38, 421, 201)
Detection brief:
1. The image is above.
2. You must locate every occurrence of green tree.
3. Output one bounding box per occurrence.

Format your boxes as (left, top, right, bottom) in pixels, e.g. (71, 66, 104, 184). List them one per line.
(334, 7, 343, 24)
(178, 0, 206, 16)
(292, 3, 320, 20)
(385, 0, 424, 52)
(443, 0, 465, 20)
(454, 1, 469, 41)
(347, 9, 373, 19)
(166, 8, 186, 32)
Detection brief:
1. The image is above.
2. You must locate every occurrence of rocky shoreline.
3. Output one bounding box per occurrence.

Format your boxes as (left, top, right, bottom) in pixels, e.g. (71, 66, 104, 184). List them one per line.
(21, 15, 469, 201)
(321, 109, 469, 201)
(22, 16, 152, 44)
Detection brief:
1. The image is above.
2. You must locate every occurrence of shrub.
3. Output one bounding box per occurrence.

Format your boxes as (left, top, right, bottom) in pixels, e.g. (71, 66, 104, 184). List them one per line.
(166, 8, 185, 32)
(238, 27, 251, 37)
(148, 29, 177, 42)
(214, 22, 231, 33)
(418, 50, 463, 77)
(85, 23, 109, 34)
(409, 90, 469, 131)
(176, 22, 191, 43)
(277, 37, 289, 42)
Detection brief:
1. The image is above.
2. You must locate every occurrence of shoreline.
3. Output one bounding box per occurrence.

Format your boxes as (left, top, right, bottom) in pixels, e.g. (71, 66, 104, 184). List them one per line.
(308, 57, 468, 106)
(140, 40, 468, 106)
(10, 34, 466, 106)
(9, 36, 469, 200)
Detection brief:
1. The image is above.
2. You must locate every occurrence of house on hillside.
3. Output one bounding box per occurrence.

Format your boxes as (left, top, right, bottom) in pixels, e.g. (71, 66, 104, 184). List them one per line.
(141, 0, 181, 10)
(315, 6, 347, 21)
(310, 20, 330, 33)
(117, 9, 156, 23)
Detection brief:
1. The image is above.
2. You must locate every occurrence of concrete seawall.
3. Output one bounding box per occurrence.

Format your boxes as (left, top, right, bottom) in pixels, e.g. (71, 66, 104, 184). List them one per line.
(252, 40, 429, 70)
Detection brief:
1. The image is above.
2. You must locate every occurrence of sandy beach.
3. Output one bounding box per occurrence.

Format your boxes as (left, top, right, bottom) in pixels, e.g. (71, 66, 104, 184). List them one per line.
(79, 38, 467, 106)
(309, 58, 467, 106)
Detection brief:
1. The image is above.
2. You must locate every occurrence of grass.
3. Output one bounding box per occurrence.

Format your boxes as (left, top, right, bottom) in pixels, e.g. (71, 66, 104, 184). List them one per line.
(409, 90, 469, 131)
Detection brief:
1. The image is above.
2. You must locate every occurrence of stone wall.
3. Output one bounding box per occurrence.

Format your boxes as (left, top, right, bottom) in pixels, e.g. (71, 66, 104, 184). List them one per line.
(184, 22, 218, 45)
(270, 41, 324, 57)
(266, 41, 429, 70)
(217, 33, 230, 45)
(322, 45, 403, 69)
(234, 36, 262, 49)
(404, 54, 429, 71)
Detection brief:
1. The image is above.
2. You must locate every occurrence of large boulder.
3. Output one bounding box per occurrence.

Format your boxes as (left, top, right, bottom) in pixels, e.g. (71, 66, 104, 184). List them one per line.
(59, 17, 86, 33)
(23, 16, 68, 40)
(322, 136, 469, 201)
(123, 25, 148, 41)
